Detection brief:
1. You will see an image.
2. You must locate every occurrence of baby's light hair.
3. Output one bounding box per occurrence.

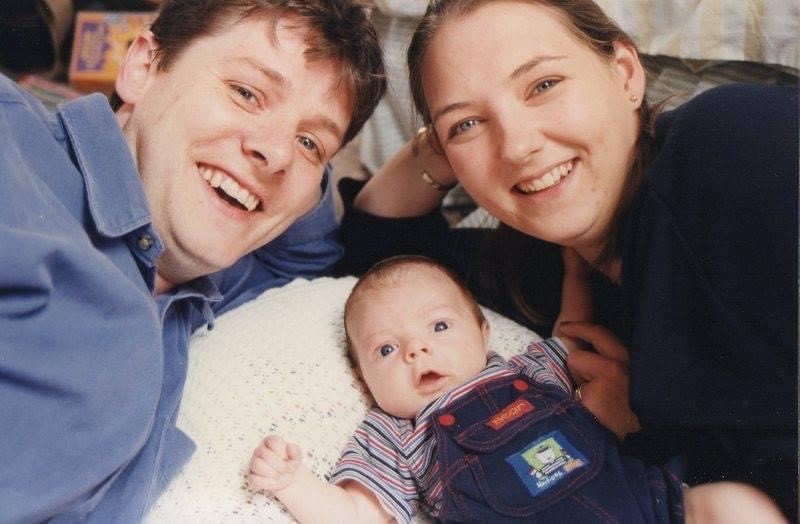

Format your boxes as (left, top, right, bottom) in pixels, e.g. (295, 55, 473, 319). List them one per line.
(343, 255, 486, 367)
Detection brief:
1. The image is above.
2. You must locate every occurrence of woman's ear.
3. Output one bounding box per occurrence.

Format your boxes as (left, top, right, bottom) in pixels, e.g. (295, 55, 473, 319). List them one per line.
(115, 31, 159, 105)
(611, 40, 646, 109)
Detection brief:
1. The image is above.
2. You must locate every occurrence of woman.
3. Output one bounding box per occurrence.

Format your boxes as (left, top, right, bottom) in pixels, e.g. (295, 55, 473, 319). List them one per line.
(337, 0, 797, 518)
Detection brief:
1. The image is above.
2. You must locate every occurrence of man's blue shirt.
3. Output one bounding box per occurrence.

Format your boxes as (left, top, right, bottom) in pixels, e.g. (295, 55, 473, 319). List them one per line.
(0, 74, 342, 522)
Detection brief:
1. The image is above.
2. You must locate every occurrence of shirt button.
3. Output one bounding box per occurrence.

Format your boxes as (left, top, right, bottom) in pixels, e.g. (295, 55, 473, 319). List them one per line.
(438, 413, 456, 427)
(513, 379, 529, 392)
(137, 233, 154, 251)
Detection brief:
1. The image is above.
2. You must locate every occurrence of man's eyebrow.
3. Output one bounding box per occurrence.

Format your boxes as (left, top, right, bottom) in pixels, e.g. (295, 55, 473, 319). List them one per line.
(234, 57, 345, 143)
(431, 55, 567, 125)
(307, 115, 345, 145)
(236, 57, 290, 90)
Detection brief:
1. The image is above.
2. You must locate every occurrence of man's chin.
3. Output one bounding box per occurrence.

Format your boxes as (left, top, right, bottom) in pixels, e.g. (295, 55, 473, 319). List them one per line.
(155, 253, 233, 291)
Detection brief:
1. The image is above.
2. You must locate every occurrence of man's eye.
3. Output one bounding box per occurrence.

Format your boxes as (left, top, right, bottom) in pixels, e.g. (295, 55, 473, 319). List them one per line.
(232, 85, 256, 103)
(379, 344, 395, 357)
(434, 321, 449, 332)
(298, 136, 320, 154)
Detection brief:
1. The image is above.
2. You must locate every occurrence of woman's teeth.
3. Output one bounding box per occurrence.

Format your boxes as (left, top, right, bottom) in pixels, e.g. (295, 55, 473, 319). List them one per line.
(200, 165, 260, 211)
(516, 161, 574, 194)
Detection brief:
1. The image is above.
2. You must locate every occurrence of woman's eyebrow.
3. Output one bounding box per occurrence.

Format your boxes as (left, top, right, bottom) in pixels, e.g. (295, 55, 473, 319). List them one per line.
(509, 55, 566, 81)
(430, 55, 567, 126)
(431, 101, 470, 126)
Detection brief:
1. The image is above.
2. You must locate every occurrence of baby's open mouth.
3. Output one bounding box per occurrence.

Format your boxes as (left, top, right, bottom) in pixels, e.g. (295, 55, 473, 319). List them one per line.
(418, 371, 442, 386)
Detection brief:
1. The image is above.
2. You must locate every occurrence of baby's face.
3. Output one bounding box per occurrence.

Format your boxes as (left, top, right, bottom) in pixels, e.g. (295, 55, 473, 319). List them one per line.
(348, 266, 489, 418)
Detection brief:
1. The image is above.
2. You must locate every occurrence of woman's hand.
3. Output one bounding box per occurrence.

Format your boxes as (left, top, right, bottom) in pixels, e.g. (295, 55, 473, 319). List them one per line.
(553, 247, 593, 353)
(412, 126, 458, 190)
(560, 321, 641, 440)
(354, 127, 457, 217)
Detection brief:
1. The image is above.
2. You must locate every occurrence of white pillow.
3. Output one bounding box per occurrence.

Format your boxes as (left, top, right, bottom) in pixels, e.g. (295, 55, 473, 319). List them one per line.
(147, 277, 541, 523)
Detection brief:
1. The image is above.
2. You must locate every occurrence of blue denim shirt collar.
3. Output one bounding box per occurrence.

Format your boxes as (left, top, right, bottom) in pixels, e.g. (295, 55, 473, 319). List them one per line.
(59, 93, 152, 239)
(58, 93, 222, 307)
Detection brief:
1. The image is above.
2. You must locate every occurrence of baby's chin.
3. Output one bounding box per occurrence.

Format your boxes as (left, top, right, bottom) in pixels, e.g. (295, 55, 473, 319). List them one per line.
(375, 391, 446, 420)
(377, 398, 440, 420)
(376, 360, 489, 419)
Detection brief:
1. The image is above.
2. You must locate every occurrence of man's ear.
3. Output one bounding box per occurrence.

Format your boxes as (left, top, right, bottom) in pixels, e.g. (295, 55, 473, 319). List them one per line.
(115, 31, 159, 105)
(611, 40, 646, 109)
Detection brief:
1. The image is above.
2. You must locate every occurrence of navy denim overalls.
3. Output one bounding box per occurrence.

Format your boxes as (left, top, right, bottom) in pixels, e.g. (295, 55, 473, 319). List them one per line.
(431, 372, 685, 523)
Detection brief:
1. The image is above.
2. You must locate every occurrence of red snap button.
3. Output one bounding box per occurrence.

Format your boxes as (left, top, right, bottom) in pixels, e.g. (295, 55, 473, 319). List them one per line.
(513, 379, 529, 391)
(438, 413, 456, 427)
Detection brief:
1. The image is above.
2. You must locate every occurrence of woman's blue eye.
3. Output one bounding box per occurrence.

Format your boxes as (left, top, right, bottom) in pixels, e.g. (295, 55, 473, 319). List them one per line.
(434, 321, 449, 332)
(532, 79, 559, 95)
(379, 344, 395, 357)
(452, 119, 479, 137)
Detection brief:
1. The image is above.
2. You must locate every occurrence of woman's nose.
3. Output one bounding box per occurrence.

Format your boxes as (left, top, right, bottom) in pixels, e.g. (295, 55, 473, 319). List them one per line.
(498, 112, 545, 165)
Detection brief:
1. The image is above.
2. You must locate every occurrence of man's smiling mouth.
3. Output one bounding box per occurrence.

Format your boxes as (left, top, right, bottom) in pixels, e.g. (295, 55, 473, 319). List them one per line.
(199, 164, 260, 211)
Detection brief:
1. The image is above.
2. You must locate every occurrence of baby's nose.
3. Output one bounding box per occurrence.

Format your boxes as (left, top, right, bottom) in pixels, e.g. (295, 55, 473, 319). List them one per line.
(403, 340, 430, 361)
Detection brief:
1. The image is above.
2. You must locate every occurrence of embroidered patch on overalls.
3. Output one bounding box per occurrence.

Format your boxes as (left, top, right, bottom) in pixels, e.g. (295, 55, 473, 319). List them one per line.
(505, 430, 588, 497)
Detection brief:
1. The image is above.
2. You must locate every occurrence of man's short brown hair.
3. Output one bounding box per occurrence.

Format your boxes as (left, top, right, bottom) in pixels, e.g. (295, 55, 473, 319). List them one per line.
(113, 0, 386, 146)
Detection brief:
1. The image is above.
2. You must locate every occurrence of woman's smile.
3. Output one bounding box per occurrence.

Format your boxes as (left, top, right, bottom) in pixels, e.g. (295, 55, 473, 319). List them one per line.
(514, 159, 575, 194)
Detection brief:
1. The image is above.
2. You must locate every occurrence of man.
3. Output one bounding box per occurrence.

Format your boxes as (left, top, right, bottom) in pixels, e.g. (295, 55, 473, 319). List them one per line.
(0, 1, 385, 521)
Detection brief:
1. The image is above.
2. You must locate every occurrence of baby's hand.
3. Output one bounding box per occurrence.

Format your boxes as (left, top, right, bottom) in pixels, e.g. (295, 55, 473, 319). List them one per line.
(248, 435, 303, 493)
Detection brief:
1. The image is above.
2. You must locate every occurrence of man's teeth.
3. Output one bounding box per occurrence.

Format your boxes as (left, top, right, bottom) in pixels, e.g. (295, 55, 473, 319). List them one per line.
(516, 161, 574, 194)
(200, 165, 260, 211)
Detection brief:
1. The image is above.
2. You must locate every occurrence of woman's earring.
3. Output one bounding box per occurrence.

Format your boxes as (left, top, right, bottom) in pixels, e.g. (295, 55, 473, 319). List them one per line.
(629, 94, 639, 102)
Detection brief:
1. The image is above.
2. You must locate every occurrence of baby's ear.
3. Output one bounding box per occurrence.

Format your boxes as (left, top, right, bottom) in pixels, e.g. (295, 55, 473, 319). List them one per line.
(481, 320, 491, 348)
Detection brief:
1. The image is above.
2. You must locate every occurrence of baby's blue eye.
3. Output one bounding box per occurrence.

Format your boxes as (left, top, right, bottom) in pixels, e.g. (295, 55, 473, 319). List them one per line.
(379, 344, 395, 357)
(434, 321, 449, 332)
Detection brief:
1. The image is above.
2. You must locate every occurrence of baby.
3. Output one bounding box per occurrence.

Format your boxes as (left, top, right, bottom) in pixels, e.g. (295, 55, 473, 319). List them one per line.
(249, 255, 784, 523)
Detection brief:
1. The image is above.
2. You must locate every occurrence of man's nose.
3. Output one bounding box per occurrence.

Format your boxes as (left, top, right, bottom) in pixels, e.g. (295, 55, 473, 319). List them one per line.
(242, 128, 295, 176)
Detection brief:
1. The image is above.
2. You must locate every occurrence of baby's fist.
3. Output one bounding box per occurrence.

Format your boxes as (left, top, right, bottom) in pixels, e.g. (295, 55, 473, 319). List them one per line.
(248, 435, 303, 493)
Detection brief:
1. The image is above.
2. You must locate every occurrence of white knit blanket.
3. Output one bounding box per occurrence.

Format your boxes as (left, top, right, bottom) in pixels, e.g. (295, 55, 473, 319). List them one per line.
(147, 277, 541, 522)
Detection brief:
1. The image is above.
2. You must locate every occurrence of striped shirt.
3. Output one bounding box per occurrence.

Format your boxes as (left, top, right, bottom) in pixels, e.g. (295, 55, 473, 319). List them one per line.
(328, 338, 571, 523)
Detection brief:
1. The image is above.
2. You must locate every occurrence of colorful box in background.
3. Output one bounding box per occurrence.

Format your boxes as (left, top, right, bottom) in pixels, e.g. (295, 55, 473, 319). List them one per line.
(68, 11, 157, 95)
(18, 74, 82, 111)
